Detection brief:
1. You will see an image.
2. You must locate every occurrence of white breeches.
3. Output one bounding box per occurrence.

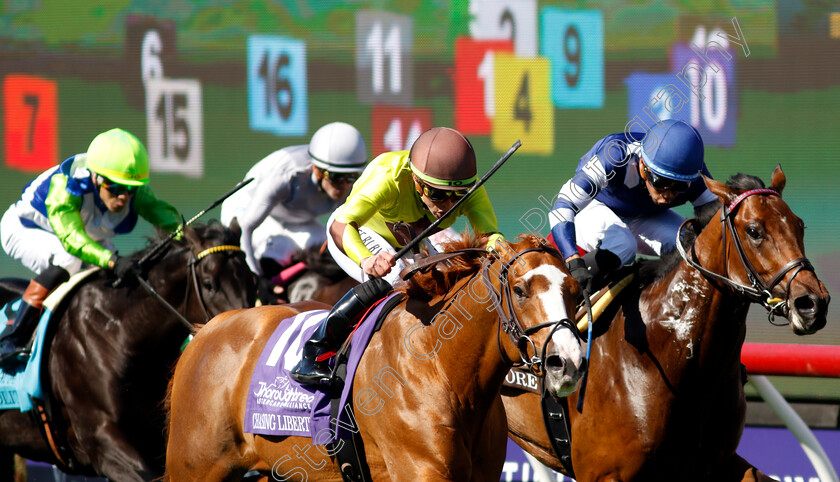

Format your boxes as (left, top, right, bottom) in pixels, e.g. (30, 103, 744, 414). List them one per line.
(251, 217, 327, 268)
(1, 206, 111, 275)
(574, 199, 685, 265)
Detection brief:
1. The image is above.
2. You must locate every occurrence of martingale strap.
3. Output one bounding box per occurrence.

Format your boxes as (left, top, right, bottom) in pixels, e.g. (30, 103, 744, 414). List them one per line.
(540, 386, 575, 478)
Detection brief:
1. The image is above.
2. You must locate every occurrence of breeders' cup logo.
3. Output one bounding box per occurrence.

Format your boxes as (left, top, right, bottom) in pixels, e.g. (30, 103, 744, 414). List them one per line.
(252, 375, 315, 410)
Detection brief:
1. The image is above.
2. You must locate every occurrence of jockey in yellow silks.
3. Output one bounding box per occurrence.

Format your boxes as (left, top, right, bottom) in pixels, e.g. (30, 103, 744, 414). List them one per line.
(291, 127, 504, 386)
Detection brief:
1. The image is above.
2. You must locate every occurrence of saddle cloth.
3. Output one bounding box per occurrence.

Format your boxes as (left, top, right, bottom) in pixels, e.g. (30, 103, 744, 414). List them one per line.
(0, 300, 51, 412)
(0, 269, 97, 412)
(244, 293, 401, 444)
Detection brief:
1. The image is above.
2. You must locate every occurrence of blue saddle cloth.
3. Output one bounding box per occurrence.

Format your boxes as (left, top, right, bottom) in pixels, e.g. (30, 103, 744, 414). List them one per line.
(244, 293, 401, 445)
(0, 298, 52, 412)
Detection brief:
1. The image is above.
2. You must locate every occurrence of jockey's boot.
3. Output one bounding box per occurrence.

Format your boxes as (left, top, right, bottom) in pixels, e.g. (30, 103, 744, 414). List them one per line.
(581, 249, 621, 293)
(291, 277, 391, 386)
(0, 266, 69, 366)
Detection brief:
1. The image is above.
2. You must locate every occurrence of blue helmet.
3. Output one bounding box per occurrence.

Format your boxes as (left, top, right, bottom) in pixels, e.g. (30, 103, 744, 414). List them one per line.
(639, 120, 704, 182)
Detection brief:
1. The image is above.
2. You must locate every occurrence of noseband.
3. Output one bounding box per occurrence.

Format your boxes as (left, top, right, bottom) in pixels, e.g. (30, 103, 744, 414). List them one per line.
(481, 246, 581, 375)
(677, 188, 814, 322)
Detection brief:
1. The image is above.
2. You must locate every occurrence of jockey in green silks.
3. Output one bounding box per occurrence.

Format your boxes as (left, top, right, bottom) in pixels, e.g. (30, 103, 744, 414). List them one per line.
(0, 128, 181, 365)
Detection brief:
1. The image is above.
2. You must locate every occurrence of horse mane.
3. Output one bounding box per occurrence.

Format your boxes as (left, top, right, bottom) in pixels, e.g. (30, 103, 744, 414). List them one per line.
(399, 233, 546, 301)
(726, 173, 766, 191)
(635, 173, 766, 286)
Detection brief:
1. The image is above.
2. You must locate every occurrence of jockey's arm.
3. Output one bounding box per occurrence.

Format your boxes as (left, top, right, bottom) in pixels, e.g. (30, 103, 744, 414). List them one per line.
(549, 175, 602, 262)
(45, 174, 113, 269)
(234, 172, 295, 275)
(133, 186, 182, 234)
(462, 185, 505, 251)
(329, 220, 395, 277)
(332, 169, 402, 276)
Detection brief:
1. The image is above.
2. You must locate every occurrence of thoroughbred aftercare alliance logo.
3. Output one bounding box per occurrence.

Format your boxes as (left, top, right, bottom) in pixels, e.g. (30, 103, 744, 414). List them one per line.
(252, 375, 315, 410)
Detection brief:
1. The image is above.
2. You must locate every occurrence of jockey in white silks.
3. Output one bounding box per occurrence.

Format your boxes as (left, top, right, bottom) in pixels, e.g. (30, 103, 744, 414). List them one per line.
(220, 122, 368, 299)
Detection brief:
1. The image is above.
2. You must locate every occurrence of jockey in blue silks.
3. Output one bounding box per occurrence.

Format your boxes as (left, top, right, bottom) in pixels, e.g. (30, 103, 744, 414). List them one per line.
(549, 119, 719, 293)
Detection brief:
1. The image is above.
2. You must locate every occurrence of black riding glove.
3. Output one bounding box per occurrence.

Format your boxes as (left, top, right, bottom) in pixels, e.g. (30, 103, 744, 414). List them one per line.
(567, 257, 593, 294)
(110, 255, 141, 282)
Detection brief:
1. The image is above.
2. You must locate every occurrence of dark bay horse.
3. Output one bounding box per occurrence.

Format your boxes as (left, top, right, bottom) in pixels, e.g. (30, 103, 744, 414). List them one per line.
(505, 167, 829, 481)
(284, 245, 359, 305)
(165, 235, 585, 481)
(0, 221, 258, 481)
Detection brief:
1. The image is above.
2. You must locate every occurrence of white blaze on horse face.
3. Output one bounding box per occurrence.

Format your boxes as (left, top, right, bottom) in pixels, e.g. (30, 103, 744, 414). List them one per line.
(522, 265, 583, 368)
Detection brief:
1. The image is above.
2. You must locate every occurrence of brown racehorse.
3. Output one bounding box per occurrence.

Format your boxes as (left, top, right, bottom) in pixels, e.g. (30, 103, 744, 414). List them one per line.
(504, 168, 829, 481)
(165, 235, 585, 481)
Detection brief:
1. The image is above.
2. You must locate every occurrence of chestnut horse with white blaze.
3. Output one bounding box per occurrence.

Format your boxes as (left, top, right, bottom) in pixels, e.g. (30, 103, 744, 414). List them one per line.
(504, 168, 829, 481)
(164, 235, 584, 481)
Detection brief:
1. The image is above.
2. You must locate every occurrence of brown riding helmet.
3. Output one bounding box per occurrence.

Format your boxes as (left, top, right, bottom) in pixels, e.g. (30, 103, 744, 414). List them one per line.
(408, 127, 477, 190)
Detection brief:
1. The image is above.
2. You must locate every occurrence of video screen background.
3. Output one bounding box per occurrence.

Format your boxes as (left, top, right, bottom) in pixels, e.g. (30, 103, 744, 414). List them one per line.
(1, 0, 837, 398)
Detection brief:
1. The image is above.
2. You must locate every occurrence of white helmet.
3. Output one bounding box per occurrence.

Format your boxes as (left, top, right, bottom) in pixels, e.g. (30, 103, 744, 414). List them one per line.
(308, 122, 367, 173)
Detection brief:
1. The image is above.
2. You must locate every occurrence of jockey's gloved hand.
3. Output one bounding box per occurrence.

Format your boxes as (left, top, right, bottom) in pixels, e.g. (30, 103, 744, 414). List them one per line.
(110, 255, 141, 282)
(567, 257, 593, 294)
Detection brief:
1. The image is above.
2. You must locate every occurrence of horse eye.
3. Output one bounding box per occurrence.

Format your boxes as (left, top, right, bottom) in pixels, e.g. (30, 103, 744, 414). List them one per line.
(513, 285, 527, 298)
(745, 225, 762, 240)
(202, 279, 215, 291)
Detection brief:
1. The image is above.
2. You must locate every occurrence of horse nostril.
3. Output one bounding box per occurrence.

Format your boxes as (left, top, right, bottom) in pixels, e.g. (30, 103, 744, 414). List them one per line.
(793, 294, 817, 314)
(545, 355, 565, 371)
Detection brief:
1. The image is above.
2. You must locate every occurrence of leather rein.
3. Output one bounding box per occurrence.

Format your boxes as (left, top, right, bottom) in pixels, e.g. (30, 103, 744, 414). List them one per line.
(402, 245, 580, 376)
(676, 188, 814, 322)
(136, 244, 244, 334)
(483, 246, 581, 375)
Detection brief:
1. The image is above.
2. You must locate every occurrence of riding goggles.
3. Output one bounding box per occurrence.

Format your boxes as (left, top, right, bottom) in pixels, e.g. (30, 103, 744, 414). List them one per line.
(644, 166, 691, 193)
(99, 176, 139, 196)
(420, 182, 469, 202)
(323, 170, 360, 184)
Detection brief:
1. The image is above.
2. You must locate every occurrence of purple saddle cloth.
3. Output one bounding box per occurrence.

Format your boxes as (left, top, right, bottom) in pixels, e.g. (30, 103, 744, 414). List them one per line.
(244, 293, 400, 444)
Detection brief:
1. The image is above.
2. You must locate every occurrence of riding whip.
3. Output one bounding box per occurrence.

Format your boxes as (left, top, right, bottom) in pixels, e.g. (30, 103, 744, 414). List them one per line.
(394, 140, 522, 261)
(137, 177, 254, 267)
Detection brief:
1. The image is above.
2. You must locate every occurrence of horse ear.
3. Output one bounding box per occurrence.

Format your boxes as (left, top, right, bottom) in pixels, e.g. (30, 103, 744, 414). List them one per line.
(703, 174, 736, 205)
(229, 217, 242, 241)
(183, 224, 201, 248)
(769, 164, 786, 195)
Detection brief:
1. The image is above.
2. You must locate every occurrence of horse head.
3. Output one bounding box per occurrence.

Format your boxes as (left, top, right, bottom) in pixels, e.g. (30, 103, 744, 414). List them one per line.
(489, 235, 585, 398)
(699, 166, 829, 334)
(159, 219, 258, 322)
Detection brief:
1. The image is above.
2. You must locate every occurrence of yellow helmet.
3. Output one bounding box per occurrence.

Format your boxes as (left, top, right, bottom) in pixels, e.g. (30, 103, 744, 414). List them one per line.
(86, 128, 150, 186)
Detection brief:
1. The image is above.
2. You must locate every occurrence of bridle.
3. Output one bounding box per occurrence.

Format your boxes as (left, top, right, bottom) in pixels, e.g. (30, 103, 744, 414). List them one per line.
(136, 244, 244, 333)
(677, 188, 814, 322)
(187, 244, 245, 323)
(480, 246, 582, 376)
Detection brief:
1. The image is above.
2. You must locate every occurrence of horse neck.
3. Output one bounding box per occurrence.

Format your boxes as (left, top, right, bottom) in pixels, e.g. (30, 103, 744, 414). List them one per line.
(140, 249, 199, 334)
(640, 220, 750, 377)
(418, 270, 512, 410)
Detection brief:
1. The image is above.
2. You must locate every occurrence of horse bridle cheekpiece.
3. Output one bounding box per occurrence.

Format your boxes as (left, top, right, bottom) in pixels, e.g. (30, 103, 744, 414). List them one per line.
(134, 243, 244, 335)
(678, 188, 814, 322)
(187, 244, 244, 324)
(481, 246, 581, 375)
